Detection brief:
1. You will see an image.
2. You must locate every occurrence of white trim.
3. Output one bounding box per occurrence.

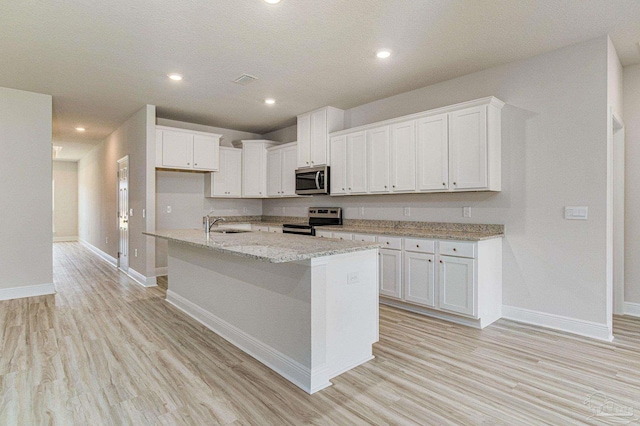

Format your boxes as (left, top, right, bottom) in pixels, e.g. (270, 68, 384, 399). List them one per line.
(126, 268, 157, 288)
(166, 289, 330, 394)
(53, 236, 78, 242)
(155, 267, 168, 277)
(0, 283, 56, 301)
(624, 302, 640, 317)
(381, 298, 483, 328)
(79, 239, 117, 266)
(501, 305, 613, 342)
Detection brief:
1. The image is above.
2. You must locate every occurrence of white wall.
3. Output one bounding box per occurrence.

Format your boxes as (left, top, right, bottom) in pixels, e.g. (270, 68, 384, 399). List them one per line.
(156, 118, 262, 147)
(78, 105, 156, 278)
(53, 161, 78, 240)
(262, 124, 298, 144)
(264, 37, 611, 325)
(624, 64, 640, 303)
(154, 170, 262, 270)
(0, 87, 53, 292)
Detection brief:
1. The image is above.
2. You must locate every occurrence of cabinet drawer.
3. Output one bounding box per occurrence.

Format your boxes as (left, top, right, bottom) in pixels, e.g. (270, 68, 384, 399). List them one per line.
(439, 241, 476, 258)
(353, 233, 377, 242)
(404, 238, 435, 254)
(332, 231, 353, 241)
(378, 236, 402, 250)
(253, 225, 269, 232)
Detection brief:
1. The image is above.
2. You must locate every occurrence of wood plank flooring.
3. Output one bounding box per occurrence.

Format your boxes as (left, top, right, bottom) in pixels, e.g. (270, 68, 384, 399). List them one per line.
(1, 242, 639, 425)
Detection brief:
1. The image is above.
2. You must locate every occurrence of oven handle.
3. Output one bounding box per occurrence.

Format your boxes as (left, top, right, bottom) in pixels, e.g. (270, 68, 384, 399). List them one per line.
(315, 171, 321, 190)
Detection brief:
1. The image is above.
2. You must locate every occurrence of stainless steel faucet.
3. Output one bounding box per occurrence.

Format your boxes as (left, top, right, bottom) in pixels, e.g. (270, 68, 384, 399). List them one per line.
(205, 215, 226, 233)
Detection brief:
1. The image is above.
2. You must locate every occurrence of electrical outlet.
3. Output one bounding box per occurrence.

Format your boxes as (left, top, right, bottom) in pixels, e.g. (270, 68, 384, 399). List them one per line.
(463, 207, 471, 218)
(166, 206, 172, 214)
(347, 272, 360, 285)
(359, 207, 365, 216)
(129, 208, 134, 217)
(105, 237, 108, 244)
(134, 249, 138, 257)
(243, 207, 248, 213)
(404, 207, 410, 216)
(142, 209, 146, 218)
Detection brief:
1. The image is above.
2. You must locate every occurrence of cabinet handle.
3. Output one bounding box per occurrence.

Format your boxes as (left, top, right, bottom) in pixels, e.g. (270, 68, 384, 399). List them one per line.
(440, 260, 443, 264)
(187, 162, 190, 165)
(306, 162, 309, 164)
(442, 182, 446, 186)
(195, 163, 198, 166)
(342, 188, 345, 190)
(386, 242, 389, 245)
(311, 161, 314, 164)
(349, 187, 351, 190)
(428, 259, 432, 263)
(453, 248, 457, 252)
(392, 185, 396, 188)
(416, 245, 420, 248)
(453, 182, 457, 185)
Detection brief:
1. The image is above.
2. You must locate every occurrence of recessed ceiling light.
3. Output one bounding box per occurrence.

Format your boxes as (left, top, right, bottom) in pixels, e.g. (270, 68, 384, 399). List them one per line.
(75, 127, 86, 132)
(376, 49, 392, 59)
(264, 0, 281, 4)
(265, 98, 276, 105)
(168, 73, 183, 81)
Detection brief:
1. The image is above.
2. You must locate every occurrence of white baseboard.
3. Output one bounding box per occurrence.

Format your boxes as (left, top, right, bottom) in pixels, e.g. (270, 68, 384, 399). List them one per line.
(53, 236, 78, 242)
(0, 283, 56, 301)
(79, 239, 117, 267)
(166, 289, 327, 394)
(381, 298, 483, 328)
(155, 267, 168, 277)
(624, 302, 640, 317)
(502, 305, 613, 342)
(126, 268, 157, 288)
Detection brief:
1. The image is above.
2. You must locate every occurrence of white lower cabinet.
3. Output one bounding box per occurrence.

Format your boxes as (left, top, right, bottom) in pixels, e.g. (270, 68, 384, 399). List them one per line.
(404, 251, 436, 308)
(379, 248, 402, 300)
(316, 230, 333, 238)
(437, 255, 475, 316)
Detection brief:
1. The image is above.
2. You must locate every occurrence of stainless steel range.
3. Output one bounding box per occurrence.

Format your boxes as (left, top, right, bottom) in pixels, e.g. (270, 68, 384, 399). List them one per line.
(282, 207, 342, 236)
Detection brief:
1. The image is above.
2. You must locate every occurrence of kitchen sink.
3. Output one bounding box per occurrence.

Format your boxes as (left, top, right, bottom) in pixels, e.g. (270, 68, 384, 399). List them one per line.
(209, 229, 251, 234)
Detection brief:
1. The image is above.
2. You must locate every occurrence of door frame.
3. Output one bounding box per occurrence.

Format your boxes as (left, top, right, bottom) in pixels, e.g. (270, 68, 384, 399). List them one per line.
(117, 155, 130, 272)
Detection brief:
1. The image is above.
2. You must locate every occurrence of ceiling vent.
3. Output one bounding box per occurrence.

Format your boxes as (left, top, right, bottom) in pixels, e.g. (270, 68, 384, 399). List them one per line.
(232, 74, 258, 85)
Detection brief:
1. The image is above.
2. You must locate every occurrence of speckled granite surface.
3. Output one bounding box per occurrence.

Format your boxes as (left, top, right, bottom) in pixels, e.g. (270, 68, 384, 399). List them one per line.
(144, 229, 380, 263)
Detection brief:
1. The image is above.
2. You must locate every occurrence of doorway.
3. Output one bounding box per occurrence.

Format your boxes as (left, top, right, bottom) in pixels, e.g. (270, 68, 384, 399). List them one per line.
(118, 156, 129, 272)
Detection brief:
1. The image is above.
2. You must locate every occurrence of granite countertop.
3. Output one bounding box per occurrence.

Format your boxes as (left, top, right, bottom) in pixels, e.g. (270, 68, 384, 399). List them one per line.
(144, 228, 380, 263)
(319, 225, 503, 241)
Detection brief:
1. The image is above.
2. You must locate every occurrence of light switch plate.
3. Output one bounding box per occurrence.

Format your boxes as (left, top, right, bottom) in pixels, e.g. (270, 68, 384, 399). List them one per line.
(142, 209, 146, 218)
(463, 207, 471, 218)
(166, 206, 172, 214)
(565, 206, 588, 220)
(404, 207, 410, 216)
(359, 207, 365, 216)
(129, 208, 134, 217)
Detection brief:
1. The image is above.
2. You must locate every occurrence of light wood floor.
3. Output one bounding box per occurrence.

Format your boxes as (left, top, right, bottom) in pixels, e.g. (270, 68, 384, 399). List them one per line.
(1, 242, 639, 425)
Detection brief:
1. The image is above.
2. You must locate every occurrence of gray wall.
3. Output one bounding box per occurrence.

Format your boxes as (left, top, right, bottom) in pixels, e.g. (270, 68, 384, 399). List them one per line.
(262, 124, 298, 144)
(264, 37, 611, 325)
(53, 161, 79, 239)
(624, 64, 640, 303)
(156, 118, 262, 147)
(0, 87, 52, 290)
(78, 105, 156, 278)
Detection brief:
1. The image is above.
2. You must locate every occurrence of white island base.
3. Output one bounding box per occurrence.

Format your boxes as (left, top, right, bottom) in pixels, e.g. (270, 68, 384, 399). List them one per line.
(164, 241, 379, 394)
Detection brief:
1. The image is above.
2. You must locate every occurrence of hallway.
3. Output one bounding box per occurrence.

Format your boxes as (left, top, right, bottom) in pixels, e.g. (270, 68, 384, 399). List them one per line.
(0, 242, 639, 424)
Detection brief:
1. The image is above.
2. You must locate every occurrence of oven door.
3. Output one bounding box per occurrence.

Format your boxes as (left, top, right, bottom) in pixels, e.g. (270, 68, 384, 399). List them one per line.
(295, 166, 329, 195)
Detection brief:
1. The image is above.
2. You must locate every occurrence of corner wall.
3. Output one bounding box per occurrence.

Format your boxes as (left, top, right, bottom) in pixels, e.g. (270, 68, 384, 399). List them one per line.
(53, 161, 79, 240)
(264, 36, 611, 329)
(78, 105, 156, 282)
(0, 87, 54, 298)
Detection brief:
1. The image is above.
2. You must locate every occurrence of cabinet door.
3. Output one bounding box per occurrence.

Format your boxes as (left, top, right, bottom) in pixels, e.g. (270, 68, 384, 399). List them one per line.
(162, 130, 192, 168)
(227, 148, 242, 197)
(390, 121, 417, 192)
(243, 144, 265, 197)
(438, 255, 476, 317)
(310, 108, 328, 166)
(281, 145, 298, 196)
(267, 149, 282, 196)
(330, 136, 347, 195)
(347, 132, 367, 194)
(211, 149, 229, 196)
(449, 106, 487, 190)
(192, 134, 219, 171)
(379, 249, 402, 299)
(404, 252, 435, 308)
(297, 113, 311, 168)
(367, 126, 390, 193)
(417, 114, 449, 191)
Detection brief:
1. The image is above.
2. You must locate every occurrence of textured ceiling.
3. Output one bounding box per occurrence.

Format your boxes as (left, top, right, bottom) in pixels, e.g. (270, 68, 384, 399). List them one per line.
(2, 0, 640, 160)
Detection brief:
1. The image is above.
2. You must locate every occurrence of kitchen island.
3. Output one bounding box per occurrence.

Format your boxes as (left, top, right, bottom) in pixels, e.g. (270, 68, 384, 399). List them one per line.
(144, 229, 380, 394)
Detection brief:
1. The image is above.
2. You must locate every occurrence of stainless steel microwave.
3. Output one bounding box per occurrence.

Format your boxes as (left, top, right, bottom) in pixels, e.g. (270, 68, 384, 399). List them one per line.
(295, 166, 329, 195)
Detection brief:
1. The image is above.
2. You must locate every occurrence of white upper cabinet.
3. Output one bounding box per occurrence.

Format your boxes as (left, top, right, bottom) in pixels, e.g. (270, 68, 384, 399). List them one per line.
(417, 113, 449, 191)
(241, 140, 278, 198)
(346, 131, 367, 194)
(205, 147, 242, 198)
(390, 120, 417, 192)
(267, 143, 298, 197)
(367, 126, 390, 193)
(297, 106, 345, 168)
(327, 97, 503, 196)
(156, 126, 221, 172)
(330, 135, 347, 195)
(449, 105, 487, 191)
